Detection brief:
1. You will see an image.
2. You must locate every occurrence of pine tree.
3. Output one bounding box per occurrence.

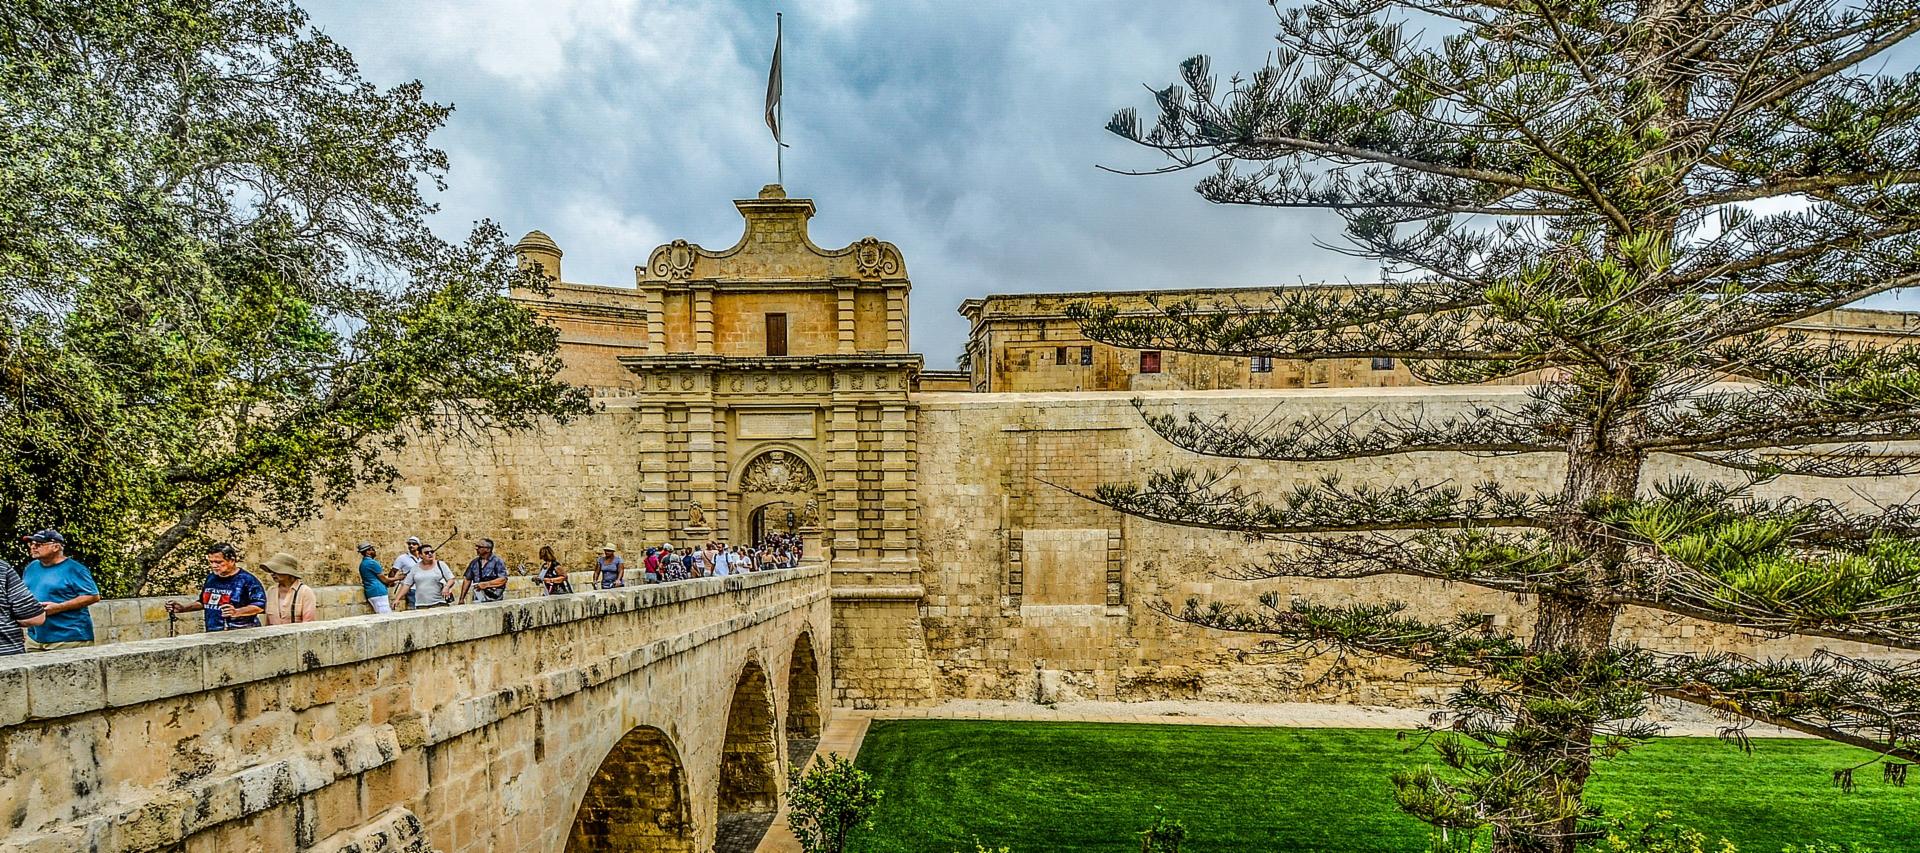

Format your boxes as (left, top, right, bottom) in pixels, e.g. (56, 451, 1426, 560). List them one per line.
(1080, 2, 1920, 850)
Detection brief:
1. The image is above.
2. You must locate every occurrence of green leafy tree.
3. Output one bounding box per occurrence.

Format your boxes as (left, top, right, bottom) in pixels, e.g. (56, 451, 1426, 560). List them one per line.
(0, 0, 588, 592)
(786, 753, 882, 853)
(1079, 1, 1920, 851)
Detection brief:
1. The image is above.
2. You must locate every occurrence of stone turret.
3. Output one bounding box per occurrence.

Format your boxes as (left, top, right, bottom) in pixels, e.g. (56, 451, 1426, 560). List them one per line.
(514, 229, 563, 284)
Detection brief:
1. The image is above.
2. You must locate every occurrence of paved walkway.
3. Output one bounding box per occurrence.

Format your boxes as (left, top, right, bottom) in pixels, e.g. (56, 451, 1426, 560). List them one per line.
(752, 698, 1803, 852)
(754, 715, 872, 853)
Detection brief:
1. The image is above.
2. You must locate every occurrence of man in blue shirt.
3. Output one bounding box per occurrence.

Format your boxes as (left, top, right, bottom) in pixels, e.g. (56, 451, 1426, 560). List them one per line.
(460, 538, 509, 603)
(21, 529, 99, 650)
(164, 542, 267, 631)
(356, 542, 394, 614)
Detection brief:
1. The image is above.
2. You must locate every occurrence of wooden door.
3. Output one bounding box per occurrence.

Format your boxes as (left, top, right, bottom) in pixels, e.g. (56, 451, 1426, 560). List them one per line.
(766, 313, 787, 356)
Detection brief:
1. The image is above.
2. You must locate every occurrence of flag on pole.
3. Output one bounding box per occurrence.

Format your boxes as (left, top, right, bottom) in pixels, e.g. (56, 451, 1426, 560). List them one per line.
(765, 14, 784, 146)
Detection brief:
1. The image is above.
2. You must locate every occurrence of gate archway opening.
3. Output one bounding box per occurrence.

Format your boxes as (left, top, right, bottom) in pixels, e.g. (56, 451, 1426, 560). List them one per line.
(785, 631, 823, 769)
(566, 725, 694, 852)
(715, 660, 781, 852)
(748, 501, 798, 545)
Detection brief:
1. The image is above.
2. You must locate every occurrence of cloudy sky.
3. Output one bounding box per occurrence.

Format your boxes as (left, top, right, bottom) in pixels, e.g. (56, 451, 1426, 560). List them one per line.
(304, 1, 1919, 369)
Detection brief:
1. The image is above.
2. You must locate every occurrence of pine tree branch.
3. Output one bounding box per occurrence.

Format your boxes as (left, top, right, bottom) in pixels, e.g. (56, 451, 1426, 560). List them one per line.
(1132, 398, 1562, 462)
(1064, 471, 1557, 535)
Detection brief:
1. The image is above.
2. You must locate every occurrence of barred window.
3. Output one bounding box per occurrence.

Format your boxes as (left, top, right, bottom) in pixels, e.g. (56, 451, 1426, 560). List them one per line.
(1140, 351, 1162, 374)
(1371, 356, 1396, 371)
(1250, 356, 1273, 373)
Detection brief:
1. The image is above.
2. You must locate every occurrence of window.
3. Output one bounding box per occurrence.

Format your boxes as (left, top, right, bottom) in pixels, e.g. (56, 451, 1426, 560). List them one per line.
(1371, 356, 1395, 371)
(1140, 350, 1161, 374)
(765, 313, 787, 356)
(1080, 346, 1093, 366)
(1250, 356, 1273, 373)
(1055, 345, 1068, 365)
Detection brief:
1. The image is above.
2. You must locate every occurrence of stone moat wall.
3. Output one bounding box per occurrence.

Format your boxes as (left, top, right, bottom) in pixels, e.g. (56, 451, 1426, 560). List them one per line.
(235, 386, 1918, 709)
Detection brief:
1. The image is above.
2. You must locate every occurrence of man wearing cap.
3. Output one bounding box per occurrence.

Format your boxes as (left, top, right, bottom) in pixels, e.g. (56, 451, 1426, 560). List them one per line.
(460, 538, 509, 603)
(356, 542, 393, 614)
(391, 537, 423, 607)
(21, 529, 99, 650)
(596, 544, 625, 589)
(164, 542, 267, 631)
(0, 559, 48, 656)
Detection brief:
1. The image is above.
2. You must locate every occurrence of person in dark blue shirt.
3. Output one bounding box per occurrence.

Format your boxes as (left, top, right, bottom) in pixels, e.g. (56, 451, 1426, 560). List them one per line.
(164, 542, 268, 631)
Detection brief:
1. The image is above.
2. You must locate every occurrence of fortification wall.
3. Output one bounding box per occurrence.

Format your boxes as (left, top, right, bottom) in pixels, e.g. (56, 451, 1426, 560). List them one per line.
(909, 387, 1919, 706)
(227, 386, 1919, 709)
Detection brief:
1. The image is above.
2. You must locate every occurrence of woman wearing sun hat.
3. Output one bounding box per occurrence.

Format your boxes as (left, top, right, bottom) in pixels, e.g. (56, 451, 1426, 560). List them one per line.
(262, 553, 318, 625)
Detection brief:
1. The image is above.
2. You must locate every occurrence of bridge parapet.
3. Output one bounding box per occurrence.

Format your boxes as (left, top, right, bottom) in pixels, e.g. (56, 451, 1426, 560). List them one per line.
(1, 567, 829, 853)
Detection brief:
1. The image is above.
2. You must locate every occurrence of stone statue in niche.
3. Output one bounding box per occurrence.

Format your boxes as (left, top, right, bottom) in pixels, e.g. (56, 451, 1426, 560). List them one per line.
(798, 498, 820, 527)
(687, 502, 707, 528)
(740, 451, 818, 493)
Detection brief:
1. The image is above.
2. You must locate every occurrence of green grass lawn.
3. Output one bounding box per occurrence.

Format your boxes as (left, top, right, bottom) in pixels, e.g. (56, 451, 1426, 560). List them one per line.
(849, 720, 1920, 853)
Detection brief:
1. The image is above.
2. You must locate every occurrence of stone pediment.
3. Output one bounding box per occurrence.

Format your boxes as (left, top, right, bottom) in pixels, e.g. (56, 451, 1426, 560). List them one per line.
(641, 184, 906, 286)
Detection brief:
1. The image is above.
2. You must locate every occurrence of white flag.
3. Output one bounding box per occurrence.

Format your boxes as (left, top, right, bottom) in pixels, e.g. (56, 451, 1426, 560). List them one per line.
(765, 15, 783, 145)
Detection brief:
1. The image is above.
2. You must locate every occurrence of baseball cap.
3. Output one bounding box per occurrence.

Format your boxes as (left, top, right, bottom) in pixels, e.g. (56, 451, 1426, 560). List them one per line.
(22, 529, 65, 545)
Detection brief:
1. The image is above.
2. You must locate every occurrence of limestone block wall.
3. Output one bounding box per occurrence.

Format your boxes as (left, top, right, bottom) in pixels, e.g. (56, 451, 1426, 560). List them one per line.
(0, 568, 830, 853)
(237, 405, 651, 591)
(912, 387, 1920, 706)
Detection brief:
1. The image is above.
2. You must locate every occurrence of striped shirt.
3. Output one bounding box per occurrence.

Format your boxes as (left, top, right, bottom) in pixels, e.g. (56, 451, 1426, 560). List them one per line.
(0, 560, 47, 656)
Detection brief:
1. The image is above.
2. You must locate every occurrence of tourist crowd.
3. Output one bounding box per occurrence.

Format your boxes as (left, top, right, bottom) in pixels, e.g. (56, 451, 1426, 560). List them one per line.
(0, 529, 805, 656)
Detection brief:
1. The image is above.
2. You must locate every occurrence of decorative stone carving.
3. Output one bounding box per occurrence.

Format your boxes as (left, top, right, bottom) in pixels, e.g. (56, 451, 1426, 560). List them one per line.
(687, 502, 707, 527)
(853, 236, 901, 280)
(798, 498, 820, 527)
(649, 239, 698, 281)
(739, 451, 817, 494)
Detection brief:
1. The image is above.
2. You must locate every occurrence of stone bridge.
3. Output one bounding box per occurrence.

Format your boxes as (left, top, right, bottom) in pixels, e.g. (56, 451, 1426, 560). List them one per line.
(0, 568, 829, 853)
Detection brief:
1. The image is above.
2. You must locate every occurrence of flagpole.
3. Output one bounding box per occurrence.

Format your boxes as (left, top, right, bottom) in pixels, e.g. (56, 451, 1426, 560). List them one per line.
(775, 12, 784, 186)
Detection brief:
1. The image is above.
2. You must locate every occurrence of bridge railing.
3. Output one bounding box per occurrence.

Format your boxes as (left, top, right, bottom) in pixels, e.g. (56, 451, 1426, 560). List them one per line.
(0, 565, 826, 729)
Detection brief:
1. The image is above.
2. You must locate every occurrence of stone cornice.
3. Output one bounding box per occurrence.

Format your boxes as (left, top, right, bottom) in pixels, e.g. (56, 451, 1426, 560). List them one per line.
(619, 353, 923, 373)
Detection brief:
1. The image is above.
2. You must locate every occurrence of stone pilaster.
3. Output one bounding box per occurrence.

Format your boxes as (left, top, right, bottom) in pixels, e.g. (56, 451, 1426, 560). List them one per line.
(836, 286, 856, 354)
(885, 286, 908, 352)
(637, 402, 672, 544)
(693, 285, 715, 355)
(642, 285, 666, 355)
(827, 400, 862, 567)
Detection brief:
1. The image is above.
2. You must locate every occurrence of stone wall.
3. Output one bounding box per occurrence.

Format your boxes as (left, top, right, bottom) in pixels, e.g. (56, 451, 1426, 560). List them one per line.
(224, 385, 1919, 711)
(909, 387, 1920, 706)
(0, 568, 829, 853)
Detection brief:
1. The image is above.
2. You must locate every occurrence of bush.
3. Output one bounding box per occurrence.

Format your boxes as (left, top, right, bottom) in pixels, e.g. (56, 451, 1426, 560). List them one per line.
(786, 753, 882, 853)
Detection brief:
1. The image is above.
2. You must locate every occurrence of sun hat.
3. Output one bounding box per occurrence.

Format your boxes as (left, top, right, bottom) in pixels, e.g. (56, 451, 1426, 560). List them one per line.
(602, 543, 617, 552)
(263, 552, 302, 578)
(356, 541, 375, 553)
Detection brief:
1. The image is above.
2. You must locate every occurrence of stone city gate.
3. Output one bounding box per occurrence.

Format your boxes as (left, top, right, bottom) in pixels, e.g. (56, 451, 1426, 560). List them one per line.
(0, 568, 829, 853)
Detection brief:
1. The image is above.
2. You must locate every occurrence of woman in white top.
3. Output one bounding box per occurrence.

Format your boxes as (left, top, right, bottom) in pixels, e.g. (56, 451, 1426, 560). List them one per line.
(395, 546, 455, 608)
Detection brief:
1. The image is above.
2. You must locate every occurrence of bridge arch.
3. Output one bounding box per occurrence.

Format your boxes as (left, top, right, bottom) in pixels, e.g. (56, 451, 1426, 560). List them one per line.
(785, 630, 823, 768)
(716, 656, 782, 850)
(565, 724, 695, 852)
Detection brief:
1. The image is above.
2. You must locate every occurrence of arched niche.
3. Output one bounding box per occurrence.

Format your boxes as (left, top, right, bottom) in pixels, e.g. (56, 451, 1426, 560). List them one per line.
(566, 725, 694, 852)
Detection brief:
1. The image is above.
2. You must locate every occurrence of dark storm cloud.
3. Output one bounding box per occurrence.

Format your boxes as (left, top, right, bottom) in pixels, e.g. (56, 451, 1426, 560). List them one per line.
(305, 1, 1919, 368)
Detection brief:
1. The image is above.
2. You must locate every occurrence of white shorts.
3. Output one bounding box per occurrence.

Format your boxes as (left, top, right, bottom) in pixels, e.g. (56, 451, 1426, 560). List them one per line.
(367, 595, 392, 614)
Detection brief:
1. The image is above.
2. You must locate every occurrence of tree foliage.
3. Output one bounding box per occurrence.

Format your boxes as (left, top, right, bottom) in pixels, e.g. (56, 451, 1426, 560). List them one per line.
(0, 0, 588, 593)
(786, 753, 883, 853)
(1084, 1, 1920, 850)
